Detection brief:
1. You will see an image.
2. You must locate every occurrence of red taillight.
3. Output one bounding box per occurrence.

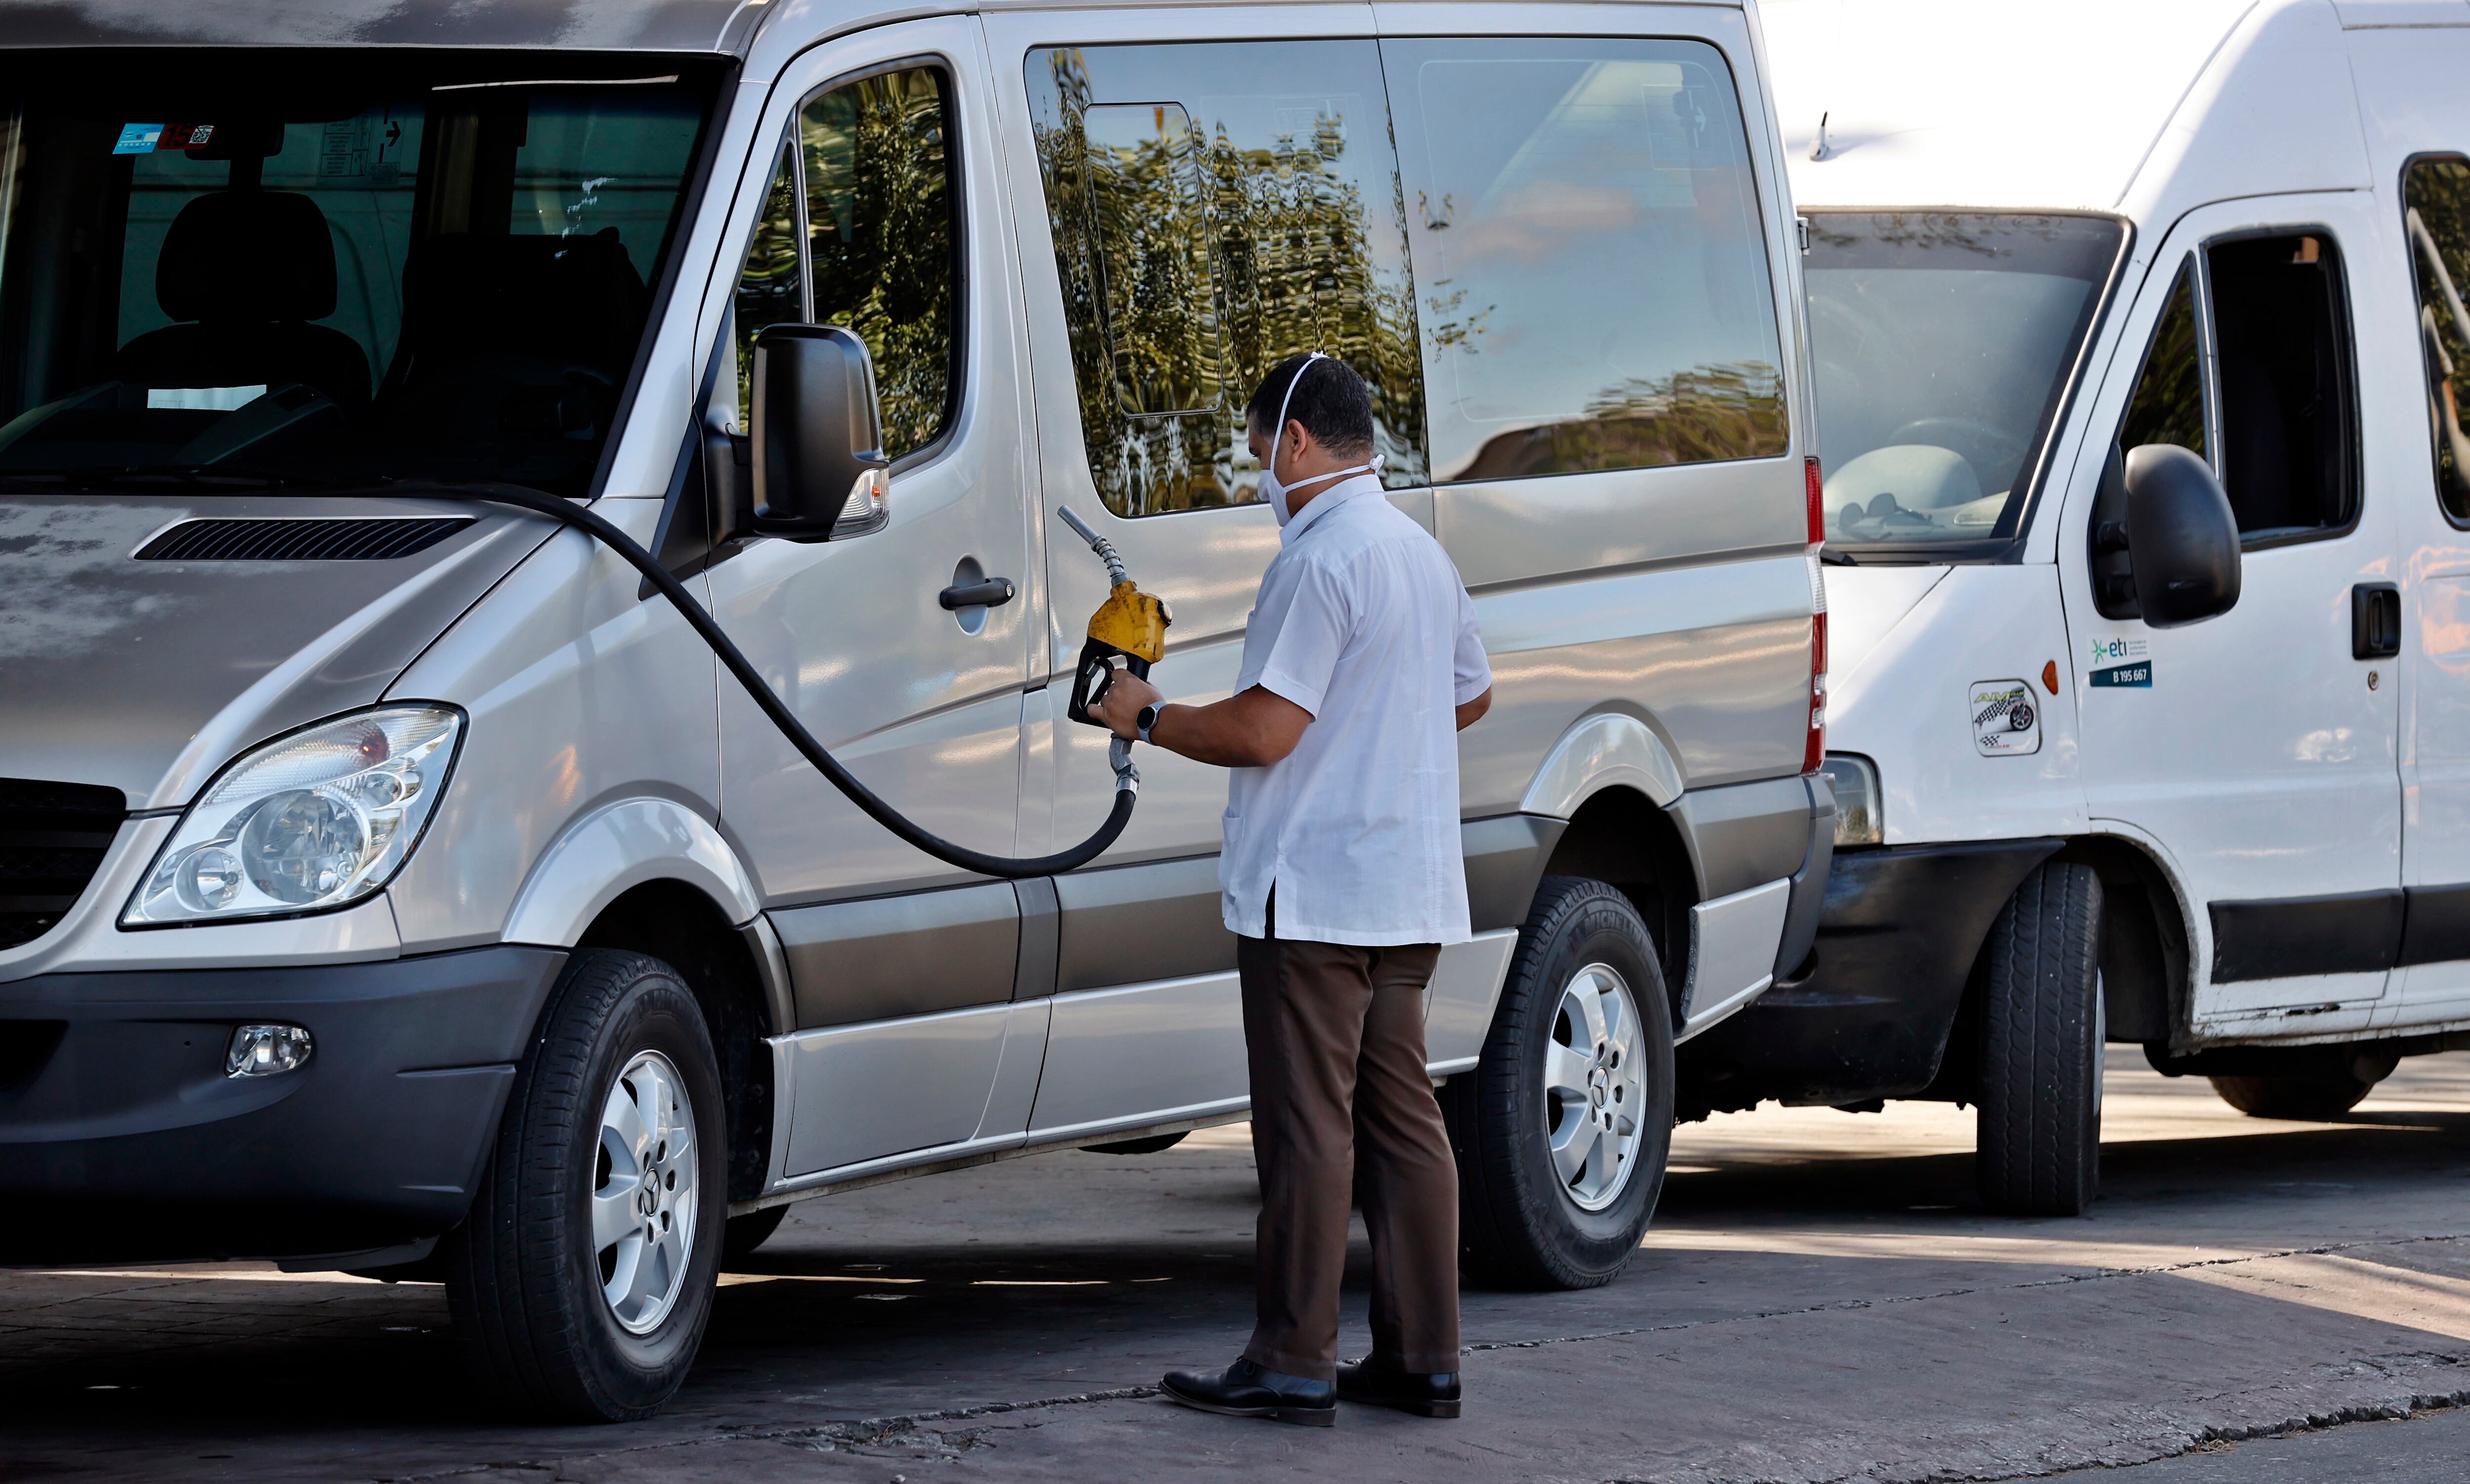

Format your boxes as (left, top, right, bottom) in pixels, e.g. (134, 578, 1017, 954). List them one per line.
(1804, 456, 1827, 774)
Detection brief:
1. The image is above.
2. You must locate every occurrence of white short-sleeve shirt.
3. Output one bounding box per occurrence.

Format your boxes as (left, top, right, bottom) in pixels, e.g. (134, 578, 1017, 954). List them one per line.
(1219, 474, 1491, 946)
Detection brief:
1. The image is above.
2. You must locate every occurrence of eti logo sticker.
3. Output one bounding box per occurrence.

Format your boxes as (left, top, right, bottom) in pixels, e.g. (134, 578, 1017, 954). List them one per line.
(1969, 679, 2041, 757)
(2088, 635, 2153, 689)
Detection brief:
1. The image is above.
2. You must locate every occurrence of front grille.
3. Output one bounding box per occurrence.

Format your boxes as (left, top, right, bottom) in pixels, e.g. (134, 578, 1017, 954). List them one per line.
(0, 778, 128, 950)
(134, 517, 473, 562)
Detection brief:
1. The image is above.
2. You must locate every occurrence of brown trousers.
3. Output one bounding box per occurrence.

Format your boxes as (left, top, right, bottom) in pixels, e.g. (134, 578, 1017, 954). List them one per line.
(1237, 908, 1460, 1379)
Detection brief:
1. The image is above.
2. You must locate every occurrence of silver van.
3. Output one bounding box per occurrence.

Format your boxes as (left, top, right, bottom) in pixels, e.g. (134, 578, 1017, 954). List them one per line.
(0, 0, 1829, 1418)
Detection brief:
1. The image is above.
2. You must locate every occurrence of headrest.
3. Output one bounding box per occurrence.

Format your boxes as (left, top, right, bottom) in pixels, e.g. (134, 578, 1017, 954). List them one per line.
(157, 192, 338, 324)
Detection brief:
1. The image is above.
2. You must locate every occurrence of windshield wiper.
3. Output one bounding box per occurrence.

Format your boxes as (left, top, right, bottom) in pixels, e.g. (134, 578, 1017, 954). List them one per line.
(0, 465, 361, 492)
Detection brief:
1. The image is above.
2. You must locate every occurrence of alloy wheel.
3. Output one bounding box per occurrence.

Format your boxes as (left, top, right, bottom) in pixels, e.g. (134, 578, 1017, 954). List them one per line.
(1542, 962, 1649, 1212)
(593, 1049, 700, 1333)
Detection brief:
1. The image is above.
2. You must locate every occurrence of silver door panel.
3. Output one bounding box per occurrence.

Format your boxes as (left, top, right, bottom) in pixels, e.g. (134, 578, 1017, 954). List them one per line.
(781, 1001, 1010, 1176)
(1459, 553, 1812, 810)
(772, 881, 1020, 1028)
(708, 24, 1037, 904)
(1054, 855, 1234, 992)
(1426, 929, 1519, 1072)
(1441, 461, 1803, 595)
(1028, 971, 1249, 1140)
(1036, 632, 1249, 867)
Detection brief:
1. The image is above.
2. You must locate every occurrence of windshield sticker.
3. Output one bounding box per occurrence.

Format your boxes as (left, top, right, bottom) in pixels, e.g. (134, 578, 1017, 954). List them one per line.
(2088, 636, 2152, 689)
(1970, 679, 2041, 757)
(113, 123, 217, 155)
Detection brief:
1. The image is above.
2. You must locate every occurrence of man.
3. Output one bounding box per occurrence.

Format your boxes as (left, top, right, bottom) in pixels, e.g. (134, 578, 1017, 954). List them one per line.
(1089, 353, 1491, 1427)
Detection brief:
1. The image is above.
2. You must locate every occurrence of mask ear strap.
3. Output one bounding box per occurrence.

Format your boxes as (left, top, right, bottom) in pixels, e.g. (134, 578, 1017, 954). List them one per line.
(1270, 351, 1326, 477)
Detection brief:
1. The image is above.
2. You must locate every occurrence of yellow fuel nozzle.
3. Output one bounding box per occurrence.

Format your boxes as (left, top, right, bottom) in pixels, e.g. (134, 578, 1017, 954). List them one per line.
(1057, 505, 1172, 727)
(1087, 578, 1169, 665)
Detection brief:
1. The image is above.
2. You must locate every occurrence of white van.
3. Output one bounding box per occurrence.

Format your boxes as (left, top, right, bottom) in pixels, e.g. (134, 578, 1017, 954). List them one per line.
(1687, 0, 2470, 1213)
(0, 0, 1827, 1418)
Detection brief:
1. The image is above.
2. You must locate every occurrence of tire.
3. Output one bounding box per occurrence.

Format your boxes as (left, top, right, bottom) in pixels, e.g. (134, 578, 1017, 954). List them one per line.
(1446, 876, 1675, 1289)
(1975, 861, 2104, 1216)
(444, 950, 727, 1422)
(2209, 1072, 2374, 1120)
(722, 1205, 789, 1266)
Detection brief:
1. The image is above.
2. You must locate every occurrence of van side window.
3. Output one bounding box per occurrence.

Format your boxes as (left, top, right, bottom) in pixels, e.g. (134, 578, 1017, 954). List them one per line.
(2404, 157, 2470, 523)
(731, 66, 959, 462)
(2118, 258, 2205, 462)
(2205, 232, 2355, 540)
(733, 141, 806, 415)
(1026, 42, 1425, 518)
(1384, 37, 1786, 481)
(1081, 102, 1224, 416)
(804, 69, 958, 460)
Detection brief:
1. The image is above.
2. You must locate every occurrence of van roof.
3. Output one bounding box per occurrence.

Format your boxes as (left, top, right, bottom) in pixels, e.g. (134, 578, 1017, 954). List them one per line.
(0, 0, 752, 52)
(1763, 0, 2418, 218)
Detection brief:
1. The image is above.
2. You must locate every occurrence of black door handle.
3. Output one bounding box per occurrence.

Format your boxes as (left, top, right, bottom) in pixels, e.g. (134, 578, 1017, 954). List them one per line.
(939, 576, 1016, 610)
(2352, 582, 2400, 660)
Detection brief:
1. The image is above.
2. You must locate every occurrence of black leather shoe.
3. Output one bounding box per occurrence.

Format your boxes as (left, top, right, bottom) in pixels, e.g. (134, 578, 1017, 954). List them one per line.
(1159, 1357, 1337, 1426)
(1336, 1354, 1461, 1418)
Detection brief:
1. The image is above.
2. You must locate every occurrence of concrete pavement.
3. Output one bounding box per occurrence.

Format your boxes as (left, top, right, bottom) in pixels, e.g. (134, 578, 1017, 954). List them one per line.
(3, 1049, 2466, 1483)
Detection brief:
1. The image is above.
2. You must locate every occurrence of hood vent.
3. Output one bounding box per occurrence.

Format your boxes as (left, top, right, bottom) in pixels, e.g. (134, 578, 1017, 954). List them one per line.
(0, 778, 127, 951)
(135, 517, 473, 562)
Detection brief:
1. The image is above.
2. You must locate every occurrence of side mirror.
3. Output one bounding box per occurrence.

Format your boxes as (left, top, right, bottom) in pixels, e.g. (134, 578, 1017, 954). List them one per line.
(750, 323, 890, 541)
(2091, 443, 2241, 628)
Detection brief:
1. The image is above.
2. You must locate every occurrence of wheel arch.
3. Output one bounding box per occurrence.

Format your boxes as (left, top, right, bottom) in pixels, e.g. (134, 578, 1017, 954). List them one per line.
(502, 797, 763, 950)
(1537, 783, 1699, 1027)
(572, 879, 783, 1206)
(2050, 833, 2193, 1049)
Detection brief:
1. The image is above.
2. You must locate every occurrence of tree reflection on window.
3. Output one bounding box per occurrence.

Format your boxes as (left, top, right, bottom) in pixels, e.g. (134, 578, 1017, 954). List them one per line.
(1029, 43, 1426, 518)
(2119, 260, 2205, 462)
(2407, 159, 2470, 523)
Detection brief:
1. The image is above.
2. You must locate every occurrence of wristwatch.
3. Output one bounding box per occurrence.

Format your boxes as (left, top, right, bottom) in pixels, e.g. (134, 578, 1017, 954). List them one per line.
(1135, 703, 1160, 744)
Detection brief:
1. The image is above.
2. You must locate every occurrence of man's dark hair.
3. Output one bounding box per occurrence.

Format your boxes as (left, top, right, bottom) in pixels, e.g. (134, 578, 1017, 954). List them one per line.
(1246, 354, 1375, 459)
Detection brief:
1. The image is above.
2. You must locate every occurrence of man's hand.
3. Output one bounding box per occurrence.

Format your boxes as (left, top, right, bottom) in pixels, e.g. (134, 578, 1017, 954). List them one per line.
(1089, 671, 1312, 768)
(1086, 664, 1162, 740)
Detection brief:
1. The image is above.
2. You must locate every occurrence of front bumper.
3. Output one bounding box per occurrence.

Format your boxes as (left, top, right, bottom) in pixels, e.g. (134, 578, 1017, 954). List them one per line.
(1682, 839, 2061, 1107)
(0, 945, 564, 1263)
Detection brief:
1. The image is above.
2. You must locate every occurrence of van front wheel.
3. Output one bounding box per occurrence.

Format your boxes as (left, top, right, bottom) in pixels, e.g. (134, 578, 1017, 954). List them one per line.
(1975, 862, 2104, 1216)
(1447, 876, 1674, 1290)
(444, 949, 727, 1421)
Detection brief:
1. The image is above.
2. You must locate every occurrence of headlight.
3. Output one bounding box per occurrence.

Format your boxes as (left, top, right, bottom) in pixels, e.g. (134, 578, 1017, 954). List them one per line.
(124, 706, 463, 926)
(1818, 753, 1882, 848)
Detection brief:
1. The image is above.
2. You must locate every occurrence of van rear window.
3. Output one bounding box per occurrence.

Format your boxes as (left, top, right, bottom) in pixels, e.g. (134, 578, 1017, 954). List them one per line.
(1387, 36, 1787, 481)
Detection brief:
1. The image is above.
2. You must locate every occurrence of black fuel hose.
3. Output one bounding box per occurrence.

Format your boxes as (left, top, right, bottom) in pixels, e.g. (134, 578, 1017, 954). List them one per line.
(415, 482, 1138, 879)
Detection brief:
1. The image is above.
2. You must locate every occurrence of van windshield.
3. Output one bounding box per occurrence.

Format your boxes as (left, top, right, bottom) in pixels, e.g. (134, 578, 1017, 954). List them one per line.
(0, 53, 718, 498)
(1807, 212, 2124, 550)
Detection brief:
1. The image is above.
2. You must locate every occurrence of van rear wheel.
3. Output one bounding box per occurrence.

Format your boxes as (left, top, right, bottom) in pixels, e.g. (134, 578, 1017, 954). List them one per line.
(1975, 862, 2104, 1216)
(1446, 876, 1674, 1289)
(444, 949, 726, 1422)
(2209, 1072, 2375, 1120)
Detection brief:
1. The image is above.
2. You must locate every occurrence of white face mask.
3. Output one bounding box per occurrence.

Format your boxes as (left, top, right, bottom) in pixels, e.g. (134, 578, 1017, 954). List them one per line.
(1257, 352, 1381, 528)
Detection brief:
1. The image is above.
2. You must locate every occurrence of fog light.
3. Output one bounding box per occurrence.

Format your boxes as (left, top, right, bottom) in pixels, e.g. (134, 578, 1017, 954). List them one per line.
(226, 1024, 313, 1078)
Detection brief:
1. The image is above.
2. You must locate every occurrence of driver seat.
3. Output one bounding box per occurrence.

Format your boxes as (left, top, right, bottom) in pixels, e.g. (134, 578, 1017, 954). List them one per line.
(112, 191, 372, 407)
